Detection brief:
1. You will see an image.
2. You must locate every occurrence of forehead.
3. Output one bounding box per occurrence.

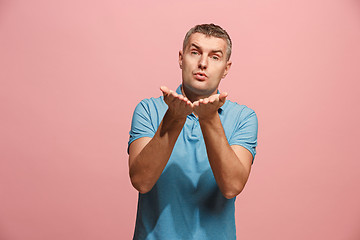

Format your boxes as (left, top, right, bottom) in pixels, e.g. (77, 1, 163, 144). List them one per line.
(185, 33, 227, 52)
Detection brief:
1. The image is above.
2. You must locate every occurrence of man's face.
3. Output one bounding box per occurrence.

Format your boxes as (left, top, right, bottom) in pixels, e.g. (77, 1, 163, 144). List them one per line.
(179, 32, 232, 101)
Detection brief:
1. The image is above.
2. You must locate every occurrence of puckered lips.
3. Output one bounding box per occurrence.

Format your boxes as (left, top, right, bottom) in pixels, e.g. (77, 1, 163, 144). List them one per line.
(193, 71, 207, 81)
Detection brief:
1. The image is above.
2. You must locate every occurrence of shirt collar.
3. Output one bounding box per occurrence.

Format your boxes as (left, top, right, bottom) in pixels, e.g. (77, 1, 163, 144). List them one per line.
(176, 84, 227, 114)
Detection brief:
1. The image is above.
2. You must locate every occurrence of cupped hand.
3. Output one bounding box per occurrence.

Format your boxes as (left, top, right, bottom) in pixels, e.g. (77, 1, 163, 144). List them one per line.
(160, 86, 193, 120)
(193, 92, 227, 120)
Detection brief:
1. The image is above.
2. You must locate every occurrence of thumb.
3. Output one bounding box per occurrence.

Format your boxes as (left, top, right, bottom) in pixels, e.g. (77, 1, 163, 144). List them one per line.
(219, 92, 228, 103)
(160, 86, 170, 96)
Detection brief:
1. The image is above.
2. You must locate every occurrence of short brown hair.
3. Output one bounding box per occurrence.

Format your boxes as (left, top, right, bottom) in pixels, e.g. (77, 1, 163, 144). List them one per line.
(183, 23, 232, 60)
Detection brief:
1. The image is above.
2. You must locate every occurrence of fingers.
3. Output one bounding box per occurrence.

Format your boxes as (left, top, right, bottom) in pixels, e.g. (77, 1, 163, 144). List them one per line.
(160, 86, 193, 112)
(199, 94, 220, 105)
(208, 95, 217, 103)
(160, 86, 178, 100)
(193, 100, 200, 107)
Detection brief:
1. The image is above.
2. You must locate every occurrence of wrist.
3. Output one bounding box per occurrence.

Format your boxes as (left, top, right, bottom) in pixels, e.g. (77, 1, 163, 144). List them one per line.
(198, 112, 219, 123)
(164, 110, 187, 124)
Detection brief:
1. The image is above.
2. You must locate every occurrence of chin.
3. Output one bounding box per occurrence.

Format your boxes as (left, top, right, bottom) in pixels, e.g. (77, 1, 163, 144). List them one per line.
(184, 80, 215, 94)
(193, 87, 216, 97)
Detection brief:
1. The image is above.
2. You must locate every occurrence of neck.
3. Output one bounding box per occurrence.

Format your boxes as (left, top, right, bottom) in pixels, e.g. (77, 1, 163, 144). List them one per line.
(181, 85, 216, 103)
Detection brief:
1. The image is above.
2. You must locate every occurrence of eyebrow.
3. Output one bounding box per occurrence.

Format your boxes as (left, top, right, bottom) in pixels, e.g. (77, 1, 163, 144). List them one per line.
(190, 43, 200, 49)
(190, 43, 223, 55)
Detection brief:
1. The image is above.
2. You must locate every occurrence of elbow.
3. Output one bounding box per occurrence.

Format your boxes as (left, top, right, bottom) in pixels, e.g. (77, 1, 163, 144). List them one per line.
(221, 183, 246, 199)
(130, 173, 153, 194)
(137, 184, 153, 194)
(222, 189, 242, 199)
(135, 185, 152, 194)
(131, 179, 152, 194)
(223, 192, 237, 199)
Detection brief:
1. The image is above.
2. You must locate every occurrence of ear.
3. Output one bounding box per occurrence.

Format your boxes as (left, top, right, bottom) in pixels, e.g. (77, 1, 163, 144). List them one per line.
(179, 50, 183, 69)
(222, 60, 232, 78)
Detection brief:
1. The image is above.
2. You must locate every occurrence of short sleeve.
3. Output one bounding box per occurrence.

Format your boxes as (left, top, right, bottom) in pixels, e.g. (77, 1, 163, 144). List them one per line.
(128, 100, 157, 153)
(229, 108, 258, 162)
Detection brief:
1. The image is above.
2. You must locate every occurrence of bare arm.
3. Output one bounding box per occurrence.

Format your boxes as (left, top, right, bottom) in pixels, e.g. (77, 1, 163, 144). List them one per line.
(193, 93, 253, 199)
(128, 86, 193, 194)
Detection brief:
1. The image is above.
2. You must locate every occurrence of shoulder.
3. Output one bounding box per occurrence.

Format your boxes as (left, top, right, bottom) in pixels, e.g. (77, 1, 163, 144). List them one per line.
(223, 100, 257, 121)
(134, 96, 167, 113)
(223, 100, 258, 159)
(136, 96, 166, 108)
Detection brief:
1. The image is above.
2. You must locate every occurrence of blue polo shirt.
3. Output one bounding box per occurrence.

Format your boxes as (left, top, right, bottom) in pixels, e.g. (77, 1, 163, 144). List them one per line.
(128, 85, 258, 240)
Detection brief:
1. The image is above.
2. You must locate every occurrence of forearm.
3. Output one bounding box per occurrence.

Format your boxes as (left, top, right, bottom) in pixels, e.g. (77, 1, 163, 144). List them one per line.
(129, 111, 186, 193)
(199, 114, 250, 199)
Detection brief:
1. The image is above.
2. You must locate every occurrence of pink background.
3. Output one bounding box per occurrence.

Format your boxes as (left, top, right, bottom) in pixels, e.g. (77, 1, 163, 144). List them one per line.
(1, 0, 360, 239)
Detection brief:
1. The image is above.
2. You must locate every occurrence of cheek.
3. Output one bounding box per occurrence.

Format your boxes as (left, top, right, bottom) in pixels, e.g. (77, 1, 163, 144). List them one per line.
(216, 65, 227, 75)
(183, 63, 193, 73)
(182, 67, 192, 79)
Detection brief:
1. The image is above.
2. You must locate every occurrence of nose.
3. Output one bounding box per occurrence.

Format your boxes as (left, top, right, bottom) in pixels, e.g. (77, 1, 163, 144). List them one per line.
(198, 55, 208, 70)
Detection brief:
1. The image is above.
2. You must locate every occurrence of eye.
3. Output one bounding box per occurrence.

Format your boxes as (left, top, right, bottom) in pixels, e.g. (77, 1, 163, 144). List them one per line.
(191, 51, 199, 55)
(211, 55, 220, 60)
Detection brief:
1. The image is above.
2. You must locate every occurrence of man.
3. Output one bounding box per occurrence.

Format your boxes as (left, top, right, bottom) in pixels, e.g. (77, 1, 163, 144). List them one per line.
(128, 23, 258, 239)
